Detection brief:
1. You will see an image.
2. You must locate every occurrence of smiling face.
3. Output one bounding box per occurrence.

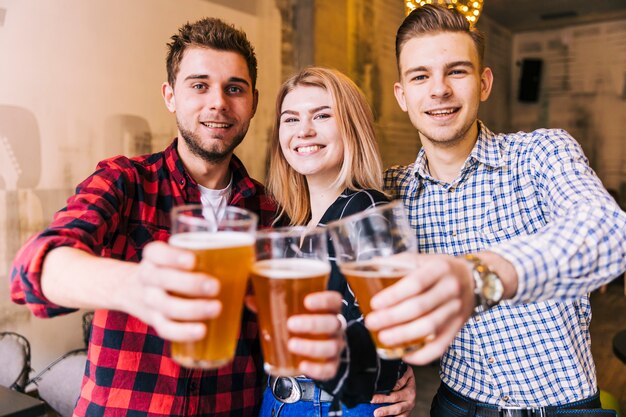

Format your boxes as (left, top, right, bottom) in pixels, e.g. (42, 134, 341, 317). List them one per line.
(394, 32, 493, 149)
(162, 46, 258, 164)
(278, 86, 344, 185)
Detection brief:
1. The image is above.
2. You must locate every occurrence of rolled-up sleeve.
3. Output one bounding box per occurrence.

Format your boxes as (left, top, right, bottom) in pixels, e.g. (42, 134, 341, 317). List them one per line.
(489, 130, 626, 304)
(9, 159, 129, 317)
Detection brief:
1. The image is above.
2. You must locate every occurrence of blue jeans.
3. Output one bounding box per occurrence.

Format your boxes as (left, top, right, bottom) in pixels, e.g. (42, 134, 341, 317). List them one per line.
(259, 380, 387, 417)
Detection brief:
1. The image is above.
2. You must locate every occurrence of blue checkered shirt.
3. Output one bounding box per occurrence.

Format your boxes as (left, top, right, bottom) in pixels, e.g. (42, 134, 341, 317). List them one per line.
(384, 122, 626, 407)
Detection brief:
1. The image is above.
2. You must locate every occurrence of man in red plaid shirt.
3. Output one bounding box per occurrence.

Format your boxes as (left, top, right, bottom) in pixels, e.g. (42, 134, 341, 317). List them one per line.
(10, 18, 345, 417)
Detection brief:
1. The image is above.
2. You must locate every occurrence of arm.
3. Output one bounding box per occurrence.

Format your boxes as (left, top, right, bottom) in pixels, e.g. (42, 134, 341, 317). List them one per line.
(367, 130, 626, 365)
(488, 129, 626, 303)
(9, 157, 222, 342)
(40, 243, 221, 342)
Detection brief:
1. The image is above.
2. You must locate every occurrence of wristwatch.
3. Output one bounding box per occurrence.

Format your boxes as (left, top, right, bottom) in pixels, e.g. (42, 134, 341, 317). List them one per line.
(463, 254, 504, 313)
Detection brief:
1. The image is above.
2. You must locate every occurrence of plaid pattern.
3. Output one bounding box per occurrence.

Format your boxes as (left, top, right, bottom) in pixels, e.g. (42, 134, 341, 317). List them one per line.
(384, 122, 626, 407)
(10, 139, 276, 417)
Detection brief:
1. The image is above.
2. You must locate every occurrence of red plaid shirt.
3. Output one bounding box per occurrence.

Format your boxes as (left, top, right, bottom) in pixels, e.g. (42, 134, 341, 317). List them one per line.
(10, 139, 276, 417)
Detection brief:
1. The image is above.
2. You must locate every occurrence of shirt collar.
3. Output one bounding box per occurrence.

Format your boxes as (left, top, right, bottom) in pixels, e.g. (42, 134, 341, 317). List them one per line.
(164, 138, 258, 204)
(411, 121, 504, 180)
(469, 121, 504, 169)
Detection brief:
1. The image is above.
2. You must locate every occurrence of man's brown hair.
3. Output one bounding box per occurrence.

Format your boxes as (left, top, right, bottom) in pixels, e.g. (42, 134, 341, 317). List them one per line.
(396, 4, 486, 68)
(166, 18, 257, 88)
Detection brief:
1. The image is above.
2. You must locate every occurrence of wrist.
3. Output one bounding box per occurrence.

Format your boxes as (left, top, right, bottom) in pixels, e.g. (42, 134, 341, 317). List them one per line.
(461, 253, 504, 313)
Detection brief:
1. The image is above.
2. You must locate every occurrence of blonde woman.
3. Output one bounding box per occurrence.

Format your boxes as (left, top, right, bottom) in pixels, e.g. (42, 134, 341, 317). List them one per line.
(262, 67, 416, 417)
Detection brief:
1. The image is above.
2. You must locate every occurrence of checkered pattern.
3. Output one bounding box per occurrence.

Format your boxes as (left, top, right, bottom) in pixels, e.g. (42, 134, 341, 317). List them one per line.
(10, 139, 276, 417)
(384, 122, 626, 407)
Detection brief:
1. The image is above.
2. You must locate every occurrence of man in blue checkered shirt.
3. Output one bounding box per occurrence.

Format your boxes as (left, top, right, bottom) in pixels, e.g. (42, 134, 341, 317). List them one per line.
(365, 4, 626, 417)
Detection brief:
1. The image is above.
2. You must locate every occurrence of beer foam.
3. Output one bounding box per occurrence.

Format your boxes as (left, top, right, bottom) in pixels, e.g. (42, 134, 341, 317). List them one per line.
(170, 231, 254, 249)
(340, 260, 413, 278)
(253, 258, 330, 279)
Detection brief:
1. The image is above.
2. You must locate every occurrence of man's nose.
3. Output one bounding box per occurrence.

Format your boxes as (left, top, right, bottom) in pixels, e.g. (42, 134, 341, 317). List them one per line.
(207, 89, 228, 111)
(430, 75, 452, 99)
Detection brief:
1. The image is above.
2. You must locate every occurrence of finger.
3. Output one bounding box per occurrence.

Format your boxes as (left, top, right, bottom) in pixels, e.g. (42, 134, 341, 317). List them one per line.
(288, 336, 344, 360)
(373, 402, 411, 417)
(298, 360, 339, 381)
(371, 389, 405, 404)
(366, 295, 422, 331)
(144, 288, 223, 321)
(143, 240, 196, 269)
(401, 316, 465, 365)
(139, 265, 220, 297)
(287, 314, 343, 335)
(377, 298, 462, 347)
(149, 313, 206, 342)
(303, 291, 342, 313)
(404, 366, 416, 388)
(370, 258, 452, 310)
(366, 273, 462, 331)
(396, 366, 414, 389)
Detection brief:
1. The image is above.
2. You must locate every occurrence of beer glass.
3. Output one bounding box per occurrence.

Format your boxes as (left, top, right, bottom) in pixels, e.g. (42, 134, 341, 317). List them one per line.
(251, 226, 330, 376)
(169, 204, 257, 368)
(327, 201, 420, 359)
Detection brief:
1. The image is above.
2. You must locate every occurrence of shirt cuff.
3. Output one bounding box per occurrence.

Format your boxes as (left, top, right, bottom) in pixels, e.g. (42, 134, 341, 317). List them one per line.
(488, 236, 560, 305)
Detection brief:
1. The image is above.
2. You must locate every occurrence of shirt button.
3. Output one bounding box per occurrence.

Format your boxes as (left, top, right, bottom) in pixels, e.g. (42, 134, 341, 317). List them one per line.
(502, 395, 510, 402)
(488, 357, 495, 364)
(449, 187, 455, 192)
(451, 230, 457, 236)
(474, 315, 481, 322)
(179, 178, 185, 186)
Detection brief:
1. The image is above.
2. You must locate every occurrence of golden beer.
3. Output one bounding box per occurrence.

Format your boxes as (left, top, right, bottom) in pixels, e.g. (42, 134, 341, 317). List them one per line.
(341, 261, 425, 359)
(251, 258, 330, 376)
(169, 231, 254, 368)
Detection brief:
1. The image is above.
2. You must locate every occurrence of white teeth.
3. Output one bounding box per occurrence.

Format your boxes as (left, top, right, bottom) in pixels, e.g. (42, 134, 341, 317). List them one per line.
(427, 109, 456, 116)
(202, 122, 230, 128)
(296, 145, 323, 154)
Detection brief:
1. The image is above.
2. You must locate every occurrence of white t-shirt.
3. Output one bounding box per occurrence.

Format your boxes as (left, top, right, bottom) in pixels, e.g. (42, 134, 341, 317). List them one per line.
(198, 176, 232, 222)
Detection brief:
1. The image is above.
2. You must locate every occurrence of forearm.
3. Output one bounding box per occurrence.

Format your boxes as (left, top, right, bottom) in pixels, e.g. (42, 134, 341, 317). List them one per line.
(487, 200, 626, 304)
(41, 246, 138, 313)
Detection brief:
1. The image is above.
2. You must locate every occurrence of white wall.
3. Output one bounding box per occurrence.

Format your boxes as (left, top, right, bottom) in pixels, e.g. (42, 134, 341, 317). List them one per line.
(511, 19, 626, 193)
(0, 0, 280, 374)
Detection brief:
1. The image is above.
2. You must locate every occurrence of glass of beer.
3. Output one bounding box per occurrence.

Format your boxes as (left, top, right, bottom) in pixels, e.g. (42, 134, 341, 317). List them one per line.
(327, 201, 420, 359)
(168, 204, 257, 368)
(251, 226, 331, 376)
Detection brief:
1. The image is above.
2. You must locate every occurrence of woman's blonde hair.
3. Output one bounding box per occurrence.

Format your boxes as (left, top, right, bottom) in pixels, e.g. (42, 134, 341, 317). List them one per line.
(267, 67, 383, 225)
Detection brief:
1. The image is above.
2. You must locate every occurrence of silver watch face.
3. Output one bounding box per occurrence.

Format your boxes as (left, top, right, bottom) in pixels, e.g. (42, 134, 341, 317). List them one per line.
(483, 271, 504, 303)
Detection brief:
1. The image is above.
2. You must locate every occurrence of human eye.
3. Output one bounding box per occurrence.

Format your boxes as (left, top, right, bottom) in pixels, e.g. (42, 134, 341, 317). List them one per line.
(411, 74, 427, 82)
(226, 85, 244, 95)
(281, 116, 298, 124)
(192, 83, 207, 91)
(314, 112, 332, 120)
(449, 68, 468, 76)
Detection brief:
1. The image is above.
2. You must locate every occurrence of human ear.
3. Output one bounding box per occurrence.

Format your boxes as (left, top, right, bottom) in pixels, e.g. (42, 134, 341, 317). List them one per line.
(479, 67, 494, 102)
(162, 82, 176, 113)
(393, 82, 408, 112)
